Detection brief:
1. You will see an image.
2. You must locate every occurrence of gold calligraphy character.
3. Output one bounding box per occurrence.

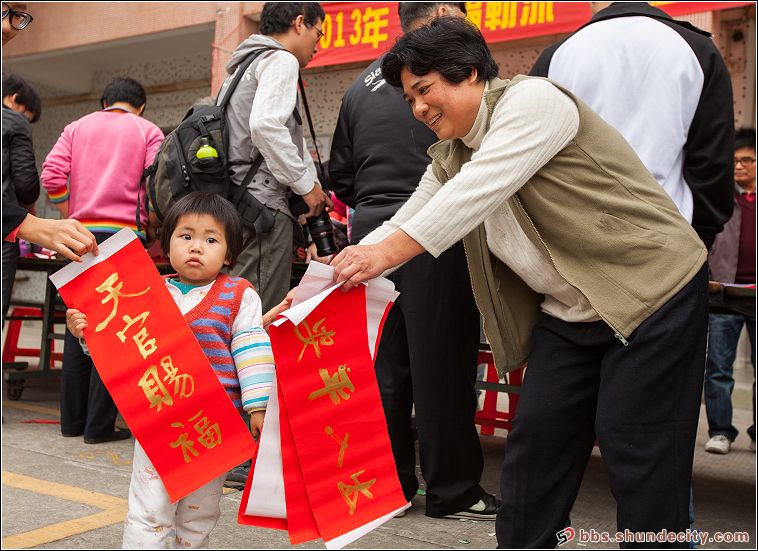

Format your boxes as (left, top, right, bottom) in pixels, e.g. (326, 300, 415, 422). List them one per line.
(337, 471, 376, 515)
(294, 318, 336, 361)
(466, 2, 483, 28)
(138, 365, 173, 411)
(169, 425, 199, 463)
(485, 2, 518, 31)
(360, 7, 389, 49)
(324, 426, 350, 468)
(520, 2, 554, 26)
(308, 364, 354, 405)
(94, 273, 150, 332)
(189, 410, 222, 449)
(161, 356, 195, 398)
(116, 311, 158, 359)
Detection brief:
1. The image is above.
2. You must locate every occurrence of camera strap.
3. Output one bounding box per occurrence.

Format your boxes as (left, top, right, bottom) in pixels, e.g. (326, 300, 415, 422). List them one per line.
(298, 75, 327, 190)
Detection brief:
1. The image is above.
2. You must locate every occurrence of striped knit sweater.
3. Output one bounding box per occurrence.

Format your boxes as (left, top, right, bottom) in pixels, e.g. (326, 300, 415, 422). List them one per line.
(172, 274, 273, 414)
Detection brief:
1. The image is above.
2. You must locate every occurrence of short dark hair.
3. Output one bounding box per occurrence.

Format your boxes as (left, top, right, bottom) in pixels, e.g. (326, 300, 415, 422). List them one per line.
(260, 2, 325, 36)
(160, 192, 244, 269)
(2, 72, 41, 122)
(398, 2, 467, 32)
(735, 127, 756, 152)
(382, 17, 499, 88)
(100, 77, 147, 110)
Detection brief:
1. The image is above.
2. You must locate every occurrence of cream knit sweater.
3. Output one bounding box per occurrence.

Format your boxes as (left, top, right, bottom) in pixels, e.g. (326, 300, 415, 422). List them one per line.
(361, 79, 600, 323)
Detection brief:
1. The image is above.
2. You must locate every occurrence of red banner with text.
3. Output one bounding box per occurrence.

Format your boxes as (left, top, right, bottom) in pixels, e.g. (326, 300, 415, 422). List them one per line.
(309, 1, 753, 68)
(51, 230, 255, 502)
(238, 265, 406, 548)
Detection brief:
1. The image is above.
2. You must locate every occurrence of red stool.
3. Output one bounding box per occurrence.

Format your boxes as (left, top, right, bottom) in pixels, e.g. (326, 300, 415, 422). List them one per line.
(475, 350, 524, 436)
(2, 306, 63, 367)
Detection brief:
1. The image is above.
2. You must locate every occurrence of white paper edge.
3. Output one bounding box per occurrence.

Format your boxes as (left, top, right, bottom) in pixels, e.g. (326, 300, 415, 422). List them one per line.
(49, 228, 138, 289)
(244, 374, 287, 518)
(273, 282, 344, 328)
(365, 281, 399, 361)
(272, 264, 398, 344)
(323, 503, 411, 550)
(291, 261, 337, 308)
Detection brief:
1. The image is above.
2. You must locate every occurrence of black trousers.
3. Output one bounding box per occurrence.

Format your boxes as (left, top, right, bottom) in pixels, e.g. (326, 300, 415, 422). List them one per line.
(59, 232, 124, 439)
(497, 264, 708, 549)
(376, 242, 484, 517)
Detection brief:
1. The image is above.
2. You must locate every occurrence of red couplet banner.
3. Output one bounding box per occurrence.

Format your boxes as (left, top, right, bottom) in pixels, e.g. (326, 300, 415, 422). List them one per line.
(266, 285, 406, 544)
(308, 1, 754, 68)
(51, 230, 255, 502)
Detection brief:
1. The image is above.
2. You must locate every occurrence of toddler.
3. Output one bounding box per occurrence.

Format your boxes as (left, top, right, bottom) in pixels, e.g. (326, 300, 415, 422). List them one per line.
(67, 192, 274, 548)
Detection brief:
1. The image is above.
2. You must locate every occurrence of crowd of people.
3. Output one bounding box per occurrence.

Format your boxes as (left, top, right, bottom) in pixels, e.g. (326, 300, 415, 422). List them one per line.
(2, 2, 755, 549)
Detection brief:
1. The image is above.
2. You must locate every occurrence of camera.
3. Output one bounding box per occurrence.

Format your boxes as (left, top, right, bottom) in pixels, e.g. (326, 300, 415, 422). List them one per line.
(289, 196, 338, 258)
(306, 210, 338, 257)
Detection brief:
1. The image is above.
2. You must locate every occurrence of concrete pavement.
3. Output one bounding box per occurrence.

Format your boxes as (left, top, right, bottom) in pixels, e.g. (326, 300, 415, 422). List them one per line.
(1, 371, 755, 550)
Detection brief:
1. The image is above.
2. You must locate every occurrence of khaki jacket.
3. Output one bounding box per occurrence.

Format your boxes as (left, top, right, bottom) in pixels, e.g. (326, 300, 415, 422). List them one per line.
(428, 76, 706, 375)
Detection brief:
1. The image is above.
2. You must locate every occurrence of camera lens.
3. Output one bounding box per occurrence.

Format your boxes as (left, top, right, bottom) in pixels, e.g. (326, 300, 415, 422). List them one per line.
(307, 211, 338, 257)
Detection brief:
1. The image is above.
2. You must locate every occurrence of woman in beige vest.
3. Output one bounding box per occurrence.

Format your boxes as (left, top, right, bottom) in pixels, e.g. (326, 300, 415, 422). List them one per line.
(329, 17, 709, 549)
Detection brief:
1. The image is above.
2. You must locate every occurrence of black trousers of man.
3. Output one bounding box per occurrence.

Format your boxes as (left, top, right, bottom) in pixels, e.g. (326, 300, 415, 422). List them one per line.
(60, 232, 126, 439)
(376, 241, 484, 517)
(496, 264, 709, 549)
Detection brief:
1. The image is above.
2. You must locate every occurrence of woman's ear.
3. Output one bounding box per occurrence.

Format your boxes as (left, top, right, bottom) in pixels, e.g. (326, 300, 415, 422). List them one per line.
(468, 68, 479, 85)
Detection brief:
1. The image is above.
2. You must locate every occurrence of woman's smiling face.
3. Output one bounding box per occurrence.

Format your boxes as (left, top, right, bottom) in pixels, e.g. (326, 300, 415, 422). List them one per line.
(400, 67, 484, 141)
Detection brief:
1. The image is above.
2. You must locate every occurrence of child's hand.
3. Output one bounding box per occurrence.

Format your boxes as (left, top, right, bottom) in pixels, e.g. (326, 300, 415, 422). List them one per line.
(250, 411, 265, 440)
(263, 288, 296, 329)
(66, 309, 88, 339)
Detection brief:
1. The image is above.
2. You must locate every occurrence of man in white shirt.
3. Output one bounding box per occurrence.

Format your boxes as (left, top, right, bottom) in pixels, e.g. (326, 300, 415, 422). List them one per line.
(530, 1, 734, 251)
(217, 2, 331, 313)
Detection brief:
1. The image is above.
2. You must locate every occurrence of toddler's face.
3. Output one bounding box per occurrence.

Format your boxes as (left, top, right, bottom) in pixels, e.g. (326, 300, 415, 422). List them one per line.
(167, 214, 229, 286)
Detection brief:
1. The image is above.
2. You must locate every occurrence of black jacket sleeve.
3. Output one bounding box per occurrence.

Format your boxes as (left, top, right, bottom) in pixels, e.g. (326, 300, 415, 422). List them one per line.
(8, 119, 40, 206)
(328, 99, 357, 209)
(3, 203, 28, 239)
(682, 42, 735, 250)
(529, 42, 561, 77)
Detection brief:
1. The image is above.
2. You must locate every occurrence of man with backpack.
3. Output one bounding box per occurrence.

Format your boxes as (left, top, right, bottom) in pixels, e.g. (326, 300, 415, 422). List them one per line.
(41, 77, 164, 444)
(216, 1, 331, 313)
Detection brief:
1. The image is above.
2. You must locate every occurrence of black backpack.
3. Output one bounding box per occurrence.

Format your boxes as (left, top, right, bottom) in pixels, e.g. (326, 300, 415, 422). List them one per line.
(139, 48, 275, 234)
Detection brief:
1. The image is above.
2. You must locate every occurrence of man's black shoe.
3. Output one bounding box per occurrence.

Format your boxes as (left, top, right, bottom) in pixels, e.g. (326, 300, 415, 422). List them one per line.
(443, 493, 501, 520)
(84, 427, 132, 444)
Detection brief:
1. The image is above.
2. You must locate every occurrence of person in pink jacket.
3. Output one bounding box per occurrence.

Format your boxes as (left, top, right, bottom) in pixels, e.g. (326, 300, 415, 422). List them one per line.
(41, 77, 164, 444)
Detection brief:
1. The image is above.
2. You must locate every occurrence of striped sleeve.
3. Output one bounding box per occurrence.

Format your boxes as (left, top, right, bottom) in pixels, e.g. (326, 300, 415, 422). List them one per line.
(231, 326, 274, 412)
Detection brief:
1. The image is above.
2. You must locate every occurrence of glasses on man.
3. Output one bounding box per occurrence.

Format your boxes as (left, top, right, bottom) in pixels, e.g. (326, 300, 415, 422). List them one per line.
(2, 3, 33, 30)
(734, 156, 756, 167)
(306, 23, 324, 40)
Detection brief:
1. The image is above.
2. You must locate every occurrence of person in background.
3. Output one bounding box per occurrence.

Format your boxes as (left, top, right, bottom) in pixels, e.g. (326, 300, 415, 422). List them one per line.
(704, 127, 756, 455)
(328, 2, 498, 520)
(217, 1, 331, 314)
(42, 77, 164, 444)
(2, 72, 41, 321)
(2, 2, 33, 45)
(530, 1, 734, 250)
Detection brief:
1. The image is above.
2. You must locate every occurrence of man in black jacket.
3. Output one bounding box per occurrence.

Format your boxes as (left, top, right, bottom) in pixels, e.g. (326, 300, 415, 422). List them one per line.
(329, 2, 498, 520)
(530, 1, 734, 250)
(2, 72, 41, 320)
